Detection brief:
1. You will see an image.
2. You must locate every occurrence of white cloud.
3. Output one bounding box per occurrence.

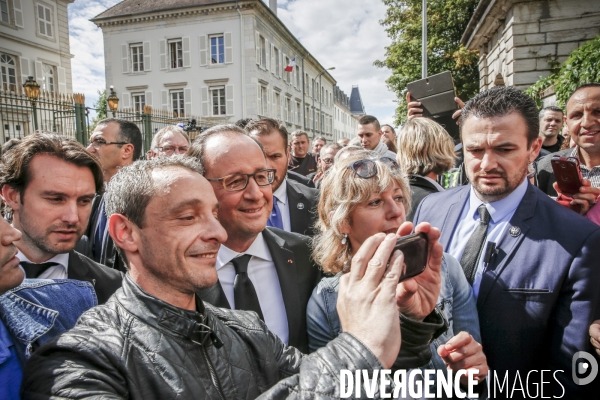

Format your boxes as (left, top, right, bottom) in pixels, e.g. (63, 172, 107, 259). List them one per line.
(68, 0, 396, 124)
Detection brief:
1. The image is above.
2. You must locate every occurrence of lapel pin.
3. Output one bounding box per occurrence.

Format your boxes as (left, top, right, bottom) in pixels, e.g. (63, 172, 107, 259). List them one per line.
(287, 259, 293, 264)
(297, 203, 305, 210)
(509, 226, 521, 237)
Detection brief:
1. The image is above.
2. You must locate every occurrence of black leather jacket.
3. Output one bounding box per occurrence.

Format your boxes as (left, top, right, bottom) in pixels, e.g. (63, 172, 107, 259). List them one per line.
(21, 275, 386, 399)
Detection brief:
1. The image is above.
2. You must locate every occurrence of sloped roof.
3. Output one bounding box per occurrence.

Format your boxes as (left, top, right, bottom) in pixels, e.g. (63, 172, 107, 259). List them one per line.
(92, 0, 232, 21)
(350, 86, 366, 115)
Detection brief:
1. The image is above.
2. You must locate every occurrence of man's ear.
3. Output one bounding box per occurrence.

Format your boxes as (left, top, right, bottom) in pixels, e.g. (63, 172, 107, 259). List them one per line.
(108, 214, 138, 254)
(1, 185, 21, 212)
(121, 143, 134, 160)
(529, 137, 543, 163)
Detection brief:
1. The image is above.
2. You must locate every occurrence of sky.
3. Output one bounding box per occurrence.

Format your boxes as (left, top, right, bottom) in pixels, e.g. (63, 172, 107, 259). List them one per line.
(67, 0, 397, 125)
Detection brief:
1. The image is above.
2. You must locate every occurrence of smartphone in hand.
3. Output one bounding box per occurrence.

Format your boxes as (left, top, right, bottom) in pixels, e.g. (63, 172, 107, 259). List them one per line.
(551, 156, 583, 195)
(392, 233, 429, 282)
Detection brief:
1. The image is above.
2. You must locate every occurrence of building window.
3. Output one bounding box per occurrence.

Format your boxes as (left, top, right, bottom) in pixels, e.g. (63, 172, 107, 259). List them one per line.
(169, 39, 183, 69)
(260, 86, 267, 116)
(274, 47, 280, 77)
(130, 43, 144, 72)
(284, 56, 290, 83)
(37, 3, 53, 38)
(171, 90, 184, 117)
(42, 64, 54, 92)
(210, 86, 226, 116)
(0, 0, 9, 24)
(132, 93, 145, 113)
(286, 98, 292, 122)
(305, 74, 309, 92)
(296, 102, 301, 125)
(296, 67, 301, 87)
(210, 35, 224, 64)
(260, 36, 266, 69)
(0, 53, 16, 92)
(274, 92, 281, 119)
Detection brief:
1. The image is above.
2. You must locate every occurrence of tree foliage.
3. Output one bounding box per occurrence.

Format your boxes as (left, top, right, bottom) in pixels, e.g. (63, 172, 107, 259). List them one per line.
(375, 0, 480, 125)
(526, 36, 600, 108)
(90, 89, 107, 133)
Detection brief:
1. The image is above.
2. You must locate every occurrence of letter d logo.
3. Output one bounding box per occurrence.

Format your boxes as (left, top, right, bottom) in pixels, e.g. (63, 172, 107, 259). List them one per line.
(572, 351, 598, 385)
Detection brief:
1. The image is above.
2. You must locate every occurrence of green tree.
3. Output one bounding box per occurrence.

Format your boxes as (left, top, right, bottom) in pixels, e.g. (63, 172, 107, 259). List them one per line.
(375, 0, 480, 125)
(89, 89, 107, 133)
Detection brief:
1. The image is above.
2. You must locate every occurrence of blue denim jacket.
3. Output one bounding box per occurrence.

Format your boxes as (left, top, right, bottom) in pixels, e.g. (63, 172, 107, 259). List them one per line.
(307, 253, 481, 371)
(0, 279, 97, 365)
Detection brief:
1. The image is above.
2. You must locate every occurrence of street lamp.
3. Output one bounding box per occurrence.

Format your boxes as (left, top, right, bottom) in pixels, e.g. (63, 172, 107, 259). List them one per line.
(23, 76, 41, 131)
(107, 85, 119, 117)
(312, 67, 335, 138)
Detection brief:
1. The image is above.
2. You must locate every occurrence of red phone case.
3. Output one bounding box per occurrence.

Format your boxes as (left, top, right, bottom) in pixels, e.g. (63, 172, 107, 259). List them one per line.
(551, 156, 583, 195)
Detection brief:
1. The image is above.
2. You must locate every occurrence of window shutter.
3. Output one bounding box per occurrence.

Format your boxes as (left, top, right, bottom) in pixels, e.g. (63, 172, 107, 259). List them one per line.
(201, 87, 209, 117)
(159, 40, 167, 70)
(161, 90, 168, 110)
(57, 66, 66, 94)
(271, 45, 275, 76)
(255, 32, 260, 66)
(182, 37, 191, 68)
(226, 84, 234, 115)
(279, 51, 282, 78)
(121, 93, 131, 109)
(184, 88, 192, 116)
(199, 35, 207, 66)
(20, 57, 29, 85)
(143, 41, 151, 71)
(145, 91, 153, 107)
(256, 84, 262, 116)
(121, 44, 129, 73)
(224, 32, 233, 64)
(264, 40, 270, 71)
(13, 0, 24, 28)
(34, 61, 43, 81)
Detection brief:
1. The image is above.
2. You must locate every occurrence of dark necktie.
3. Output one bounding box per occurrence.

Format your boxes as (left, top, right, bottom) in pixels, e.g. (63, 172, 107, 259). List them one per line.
(93, 200, 107, 262)
(20, 261, 59, 278)
(231, 254, 264, 320)
(267, 196, 284, 230)
(460, 204, 491, 284)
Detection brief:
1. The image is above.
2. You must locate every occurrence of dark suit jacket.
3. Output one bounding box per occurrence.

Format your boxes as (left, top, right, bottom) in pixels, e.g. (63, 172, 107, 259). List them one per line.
(287, 170, 315, 188)
(413, 183, 600, 397)
(406, 175, 442, 222)
(536, 148, 573, 196)
(68, 250, 124, 304)
(285, 178, 319, 237)
(197, 227, 322, 353)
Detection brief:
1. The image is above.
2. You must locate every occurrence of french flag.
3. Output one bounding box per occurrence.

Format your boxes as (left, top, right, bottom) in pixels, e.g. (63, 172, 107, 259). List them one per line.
(285, 56, 296, 72)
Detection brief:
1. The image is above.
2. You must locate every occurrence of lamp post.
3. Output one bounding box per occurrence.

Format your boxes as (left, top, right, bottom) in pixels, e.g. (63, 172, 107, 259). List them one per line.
(107, 85, 119, 117)
(312, 67, 335, 138)
(422, 0, 427, 78)
(23, 76, 41, 131)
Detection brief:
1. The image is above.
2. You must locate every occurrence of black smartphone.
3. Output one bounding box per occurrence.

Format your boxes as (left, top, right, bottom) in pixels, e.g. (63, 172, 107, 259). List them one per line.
(392, 233, 429, 282)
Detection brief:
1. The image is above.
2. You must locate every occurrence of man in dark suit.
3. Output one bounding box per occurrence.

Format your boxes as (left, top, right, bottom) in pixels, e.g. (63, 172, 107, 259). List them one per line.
(189, 125, 321, 353)
(413, 86, 600, 398)
(246, 118, 319, 237)
(77, 118, 143, 272)
(0, 133, 123, 304)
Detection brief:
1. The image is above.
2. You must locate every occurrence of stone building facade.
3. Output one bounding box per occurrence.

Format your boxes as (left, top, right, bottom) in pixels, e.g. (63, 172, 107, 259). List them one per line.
(333, 85, 358, 142)
(462, 0, 600, 91)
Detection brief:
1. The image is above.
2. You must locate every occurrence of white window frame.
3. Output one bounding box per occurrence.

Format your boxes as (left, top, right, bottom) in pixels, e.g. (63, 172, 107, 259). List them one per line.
(286, 97, 292, 123)
(274, 92, 281, 119)
(260, 36, 266, 69)
(210, 86, 226, 116)
(37, 2, 52, 38)
(41, 63, 54, 92)
(209, 34, 225, 64)
(132, 92, 145, 114)
(0, 53, 17, 92)
(171, 90, 185, 117)
(130, 43, 144, 72)
(260, 86, 268, 116)
(273, 47, 280, 78)
(296, 102, 301, 125)
(0, 0, 9, 24)
(168, 39, 183, 69)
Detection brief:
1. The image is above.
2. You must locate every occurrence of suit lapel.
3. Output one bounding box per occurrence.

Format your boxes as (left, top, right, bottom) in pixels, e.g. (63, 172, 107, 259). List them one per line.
(196, 280, 231, 309)
(262, 228, 302, 348)
(67, 250, 90, 281)
(438, 186, 470, 250)
(476, 184, 536, 308)
(286, 180, 305, 234)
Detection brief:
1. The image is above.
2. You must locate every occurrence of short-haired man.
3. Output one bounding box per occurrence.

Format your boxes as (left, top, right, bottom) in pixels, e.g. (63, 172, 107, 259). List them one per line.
(381, 124, 397, 143)
(538, 106, 565, 153)
(307, 142, 342, 188)
(0, 133, 123, 304)
(148, 125, 190, 159)
(21, 156, 410, 399)
(337, 137, 350, 147)
(312, 136, 326, 155)
(413, 86, 600, 397)
(537, 84, 600, 214)
(357, 115, 396, 159)
(188, 125, 320, 352)
(79, 118, 143, 271)
(246, 118, 319, 236)
(288, 130, 319, 176)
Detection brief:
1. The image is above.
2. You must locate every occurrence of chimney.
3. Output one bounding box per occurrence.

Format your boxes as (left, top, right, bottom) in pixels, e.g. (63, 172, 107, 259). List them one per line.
(269, 0, 277, 16)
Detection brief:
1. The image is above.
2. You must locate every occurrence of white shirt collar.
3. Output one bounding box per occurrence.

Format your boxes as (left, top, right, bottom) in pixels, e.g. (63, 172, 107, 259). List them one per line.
(16, 251, 69, 271)
(467, 178, 529, 224)
(273, 179, 288, 205)
(216, 232, 272, 270)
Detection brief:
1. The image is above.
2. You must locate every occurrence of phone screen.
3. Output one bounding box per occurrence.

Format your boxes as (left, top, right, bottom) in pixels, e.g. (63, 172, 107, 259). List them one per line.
(392, 233, 429, 282)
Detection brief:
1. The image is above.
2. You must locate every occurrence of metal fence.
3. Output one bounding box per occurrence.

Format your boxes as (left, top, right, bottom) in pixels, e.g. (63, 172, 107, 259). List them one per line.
(0, 90, 217, 153)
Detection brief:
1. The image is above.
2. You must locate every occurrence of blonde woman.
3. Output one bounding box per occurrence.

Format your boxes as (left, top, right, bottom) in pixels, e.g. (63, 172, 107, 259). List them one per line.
(307, 151, 488, 385)
(397, 117, 456, 221)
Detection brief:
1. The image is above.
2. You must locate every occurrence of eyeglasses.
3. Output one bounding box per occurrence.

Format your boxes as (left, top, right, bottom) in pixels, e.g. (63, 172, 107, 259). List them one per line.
(347, 157, 400, 179)
(207, 169, 276, 192)
(321, 157, 335, 165)
(157, 145, 189, 155)
(87, 138, 128, 150)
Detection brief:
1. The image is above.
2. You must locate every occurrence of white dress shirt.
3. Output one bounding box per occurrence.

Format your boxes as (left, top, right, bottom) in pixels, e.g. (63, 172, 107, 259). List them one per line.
(447, 178, 529, 297)
(216, 232, 289, 344)
(273, 180, 291, 232)
(17, 251, 70, 279)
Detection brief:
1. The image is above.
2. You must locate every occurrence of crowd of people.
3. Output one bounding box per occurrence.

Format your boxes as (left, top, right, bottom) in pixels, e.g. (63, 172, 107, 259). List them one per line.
(0, 83, 599, 399)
